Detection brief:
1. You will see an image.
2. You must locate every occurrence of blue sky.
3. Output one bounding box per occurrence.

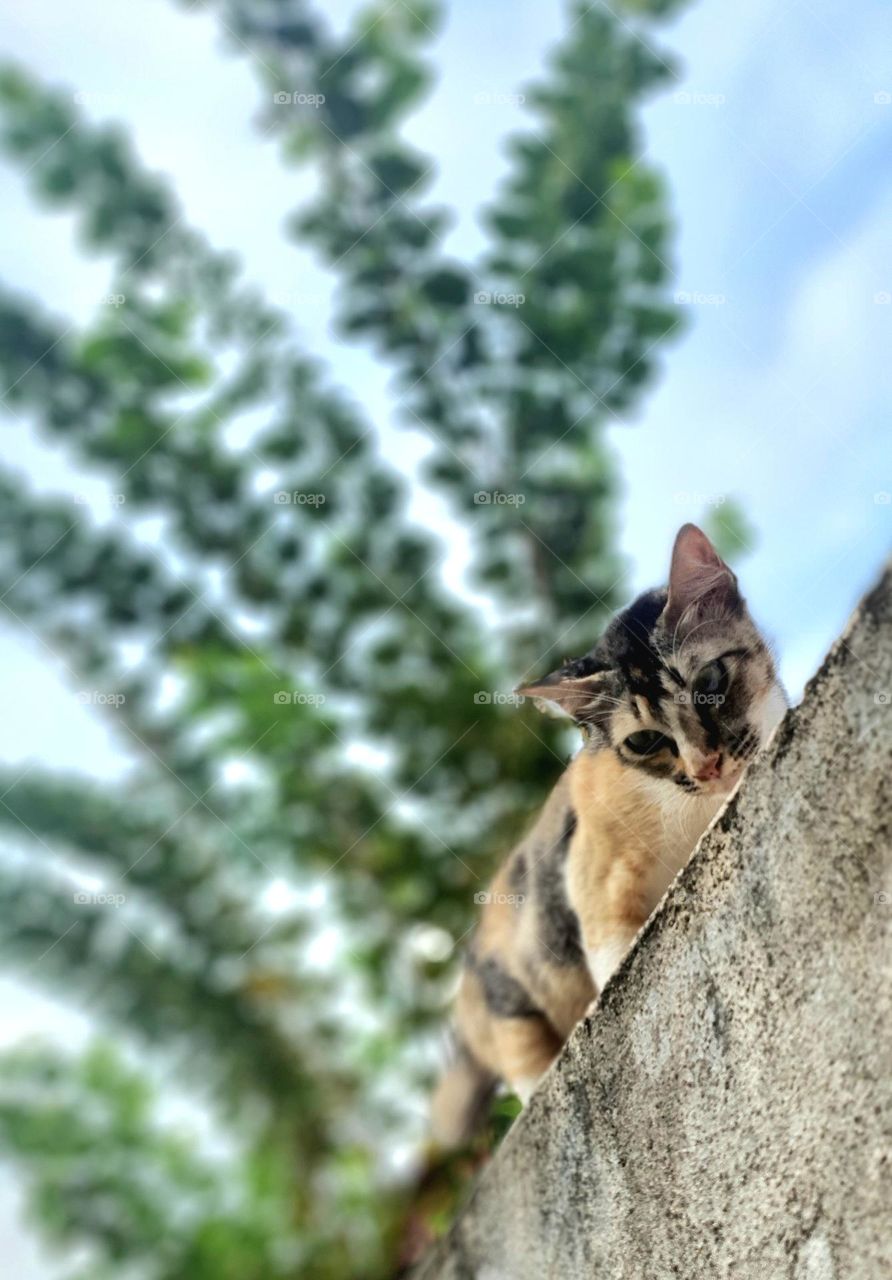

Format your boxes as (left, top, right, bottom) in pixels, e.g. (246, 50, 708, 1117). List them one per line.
(0, 0, 890, 1269)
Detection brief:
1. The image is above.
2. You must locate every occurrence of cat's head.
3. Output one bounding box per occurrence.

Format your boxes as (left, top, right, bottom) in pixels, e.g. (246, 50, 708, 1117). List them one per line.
(517, 524, 786, 797)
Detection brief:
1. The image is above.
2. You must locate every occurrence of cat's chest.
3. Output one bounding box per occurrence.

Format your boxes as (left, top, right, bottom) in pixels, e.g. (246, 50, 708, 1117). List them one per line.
(639, 784, 723, 902)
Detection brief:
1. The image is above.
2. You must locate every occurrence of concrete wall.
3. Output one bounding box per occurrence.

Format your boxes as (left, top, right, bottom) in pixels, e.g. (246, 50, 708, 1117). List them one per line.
(417, 560, 892, 1280)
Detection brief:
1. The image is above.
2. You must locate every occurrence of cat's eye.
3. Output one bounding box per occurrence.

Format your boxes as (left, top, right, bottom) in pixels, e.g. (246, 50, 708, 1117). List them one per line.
(694, 659, 729, 699)
(624, 730, 675, 756)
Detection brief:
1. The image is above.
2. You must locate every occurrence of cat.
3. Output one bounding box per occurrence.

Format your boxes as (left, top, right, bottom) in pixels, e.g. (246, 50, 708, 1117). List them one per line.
(430, 524, 787, 1147)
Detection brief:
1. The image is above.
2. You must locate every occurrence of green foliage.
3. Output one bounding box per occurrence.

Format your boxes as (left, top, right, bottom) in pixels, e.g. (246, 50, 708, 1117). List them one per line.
(702, 496, 758, 564)
(0, 1, 686, 1274)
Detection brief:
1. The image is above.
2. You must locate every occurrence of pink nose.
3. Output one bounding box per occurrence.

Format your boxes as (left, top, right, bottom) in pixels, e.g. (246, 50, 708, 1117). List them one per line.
(693, 752, 722, 781)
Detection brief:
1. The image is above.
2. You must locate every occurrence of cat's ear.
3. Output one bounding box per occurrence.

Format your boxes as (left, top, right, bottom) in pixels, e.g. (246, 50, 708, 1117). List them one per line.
(663, 523, 740, 628)
(516, 662, 612, 725)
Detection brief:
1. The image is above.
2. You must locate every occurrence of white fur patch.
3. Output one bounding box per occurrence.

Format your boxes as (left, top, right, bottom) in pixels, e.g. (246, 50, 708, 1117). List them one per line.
(758, 681, 788, 747)
(586, 939, 630, 991)
(512, 1075, 541, 1106)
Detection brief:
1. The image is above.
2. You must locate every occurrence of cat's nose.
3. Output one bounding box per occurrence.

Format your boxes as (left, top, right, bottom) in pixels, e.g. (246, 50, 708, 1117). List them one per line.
(692, 751, 722, 781)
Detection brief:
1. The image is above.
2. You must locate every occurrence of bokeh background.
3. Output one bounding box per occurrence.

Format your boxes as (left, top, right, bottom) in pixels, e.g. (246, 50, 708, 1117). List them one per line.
(0, 0, 889, 1275)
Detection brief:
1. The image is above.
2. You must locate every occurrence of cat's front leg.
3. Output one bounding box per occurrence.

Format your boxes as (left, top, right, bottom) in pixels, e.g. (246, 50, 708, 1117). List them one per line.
(586, 932, 637, 992)
(581, 927, 641, 1016)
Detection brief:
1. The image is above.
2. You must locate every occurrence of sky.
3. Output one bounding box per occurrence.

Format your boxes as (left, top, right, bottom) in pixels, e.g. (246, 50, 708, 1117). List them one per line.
(0, 0, 890, 1270)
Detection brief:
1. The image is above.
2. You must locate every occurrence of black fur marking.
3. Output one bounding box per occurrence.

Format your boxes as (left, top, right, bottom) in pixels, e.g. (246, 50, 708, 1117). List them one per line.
(674, 774, 697, 791)
(588, 588, 669, 711)
(533, 808, 583, 967)
(471, 954, 541, 1019)
(727, 726, 759, 760)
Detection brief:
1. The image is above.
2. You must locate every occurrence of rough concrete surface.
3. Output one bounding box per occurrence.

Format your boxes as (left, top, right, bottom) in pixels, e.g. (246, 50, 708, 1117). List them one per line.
(417, 560, 892, 1280)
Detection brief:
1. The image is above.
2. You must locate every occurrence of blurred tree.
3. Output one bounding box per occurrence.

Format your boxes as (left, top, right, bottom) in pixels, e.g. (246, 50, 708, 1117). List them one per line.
(702, 495, 758, 563)
(0, 0, 686, 1274)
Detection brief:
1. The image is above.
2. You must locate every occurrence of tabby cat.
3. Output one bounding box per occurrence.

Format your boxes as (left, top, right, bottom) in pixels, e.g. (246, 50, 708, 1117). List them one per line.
(431, 524, 786, 1146)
